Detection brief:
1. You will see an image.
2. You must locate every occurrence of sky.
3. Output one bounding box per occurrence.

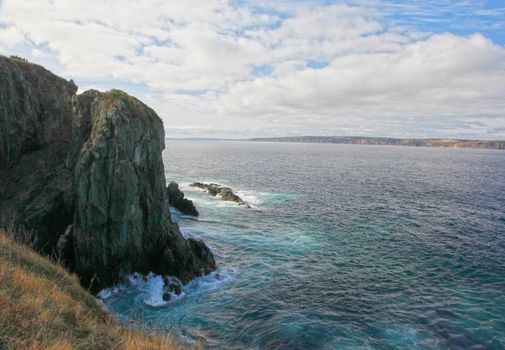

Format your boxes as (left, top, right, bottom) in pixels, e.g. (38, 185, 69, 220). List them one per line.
(1, 0, 505, 140)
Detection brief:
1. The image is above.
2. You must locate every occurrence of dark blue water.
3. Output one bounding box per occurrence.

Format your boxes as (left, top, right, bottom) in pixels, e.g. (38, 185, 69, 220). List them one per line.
(102, 141, 505, 349)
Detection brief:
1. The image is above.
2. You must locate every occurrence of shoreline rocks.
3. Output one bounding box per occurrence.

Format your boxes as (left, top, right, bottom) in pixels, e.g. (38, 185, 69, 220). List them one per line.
(190, 182, 250, 207)
(0, 55, 216, 292)
(167, 182, 198, 216)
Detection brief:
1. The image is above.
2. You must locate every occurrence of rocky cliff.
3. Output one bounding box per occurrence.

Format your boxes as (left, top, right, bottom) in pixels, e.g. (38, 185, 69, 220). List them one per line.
(167, 182, 199, 216)
(0, 55, 215, 291)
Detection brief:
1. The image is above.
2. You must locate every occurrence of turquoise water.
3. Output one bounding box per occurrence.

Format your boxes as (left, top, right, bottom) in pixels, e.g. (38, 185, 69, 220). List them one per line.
(102, 141, 505, 349)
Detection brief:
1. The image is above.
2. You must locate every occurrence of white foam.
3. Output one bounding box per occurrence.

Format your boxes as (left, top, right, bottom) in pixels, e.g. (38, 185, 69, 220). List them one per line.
(186, 182, 267, 208)
(98, 269, 233, 307)
(97, 285, 127, 300)
(97, 288, 112, 300)
(181, 269, 235, 299)
(175, 181, 296, 210)
(97, 272, 148, 301)
(128, 272, 145, 286)
(142, 274, 167, 307)
(236, 190, 264, 206)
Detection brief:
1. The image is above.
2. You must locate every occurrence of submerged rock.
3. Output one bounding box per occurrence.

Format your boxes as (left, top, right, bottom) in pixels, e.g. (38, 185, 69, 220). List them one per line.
(167, 181, 199, 216)
(190, 182, 249, 206)
(0, 55, 215, 292)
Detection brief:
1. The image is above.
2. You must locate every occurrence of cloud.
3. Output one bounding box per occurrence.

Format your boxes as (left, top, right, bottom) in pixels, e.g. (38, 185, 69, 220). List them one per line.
(0, 25, 24, 51)
(0, 0, 504, 139)
(217, 33, 505, 116)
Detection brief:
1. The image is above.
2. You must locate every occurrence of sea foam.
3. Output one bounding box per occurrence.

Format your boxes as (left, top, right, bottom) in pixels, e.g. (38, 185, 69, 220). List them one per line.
(98, 269, 233, 308)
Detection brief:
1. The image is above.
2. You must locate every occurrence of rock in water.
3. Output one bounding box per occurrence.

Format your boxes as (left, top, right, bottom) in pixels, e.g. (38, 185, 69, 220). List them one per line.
(0, 55, 215, 291)
(162, 292, 171, 301)
(167, 181, 199, 216)
(220, 188, 243, 203)
(190, 182, 248, 206)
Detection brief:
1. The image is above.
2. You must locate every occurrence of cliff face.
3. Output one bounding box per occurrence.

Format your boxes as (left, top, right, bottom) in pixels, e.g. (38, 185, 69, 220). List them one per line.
(0, 56, 215, 291)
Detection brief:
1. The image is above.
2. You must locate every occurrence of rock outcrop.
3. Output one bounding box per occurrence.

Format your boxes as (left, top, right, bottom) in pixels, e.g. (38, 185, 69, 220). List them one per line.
(0, 55, 215, 291)
(167, 182, 199, 216)
(190, 182, 249, 207)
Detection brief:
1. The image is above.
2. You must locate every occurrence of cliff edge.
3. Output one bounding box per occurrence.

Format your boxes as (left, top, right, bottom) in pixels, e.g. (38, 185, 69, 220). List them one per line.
(0, 55, 215, 291)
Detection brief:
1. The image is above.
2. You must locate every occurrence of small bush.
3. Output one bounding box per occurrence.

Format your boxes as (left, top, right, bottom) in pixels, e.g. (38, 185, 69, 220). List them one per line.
(9, 55, 29, 62)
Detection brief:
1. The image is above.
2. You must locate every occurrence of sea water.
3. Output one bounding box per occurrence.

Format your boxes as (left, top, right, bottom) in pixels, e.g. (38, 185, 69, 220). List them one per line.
(101, 140, 505, 349)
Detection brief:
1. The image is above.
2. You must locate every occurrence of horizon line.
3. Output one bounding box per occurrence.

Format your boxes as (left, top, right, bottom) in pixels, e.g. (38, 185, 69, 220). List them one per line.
(165, 135, 505, 142)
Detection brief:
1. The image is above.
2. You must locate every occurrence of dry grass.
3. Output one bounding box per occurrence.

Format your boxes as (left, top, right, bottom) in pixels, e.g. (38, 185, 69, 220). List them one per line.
(0, 227, 198, 350)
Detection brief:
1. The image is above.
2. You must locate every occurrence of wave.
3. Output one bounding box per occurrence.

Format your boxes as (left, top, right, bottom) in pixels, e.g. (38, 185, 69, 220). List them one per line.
(183, 268, 234, 295)
(235, 190, 264, 206)
(97, 269, 233, 307)
(179, 181, 294, 209)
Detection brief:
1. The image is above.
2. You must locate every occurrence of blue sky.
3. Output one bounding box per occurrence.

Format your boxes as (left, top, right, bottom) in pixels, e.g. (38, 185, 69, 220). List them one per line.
(233, 0, 505, 44)
(1, 0, 504, 139)
(381, 1, 505, 44)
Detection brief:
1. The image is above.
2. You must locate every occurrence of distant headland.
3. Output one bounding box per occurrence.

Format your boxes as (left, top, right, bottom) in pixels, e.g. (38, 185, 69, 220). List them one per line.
(249, 136, 505, 150)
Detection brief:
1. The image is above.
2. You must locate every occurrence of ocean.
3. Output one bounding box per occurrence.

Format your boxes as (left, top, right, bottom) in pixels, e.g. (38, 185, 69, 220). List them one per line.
(100, 140, 505, 349)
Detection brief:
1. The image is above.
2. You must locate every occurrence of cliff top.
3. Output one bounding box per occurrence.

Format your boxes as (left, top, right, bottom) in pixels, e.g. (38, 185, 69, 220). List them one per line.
(79, 88, 162, 125)
(0, 54, 78, 92)
(0, 54, 158, 124)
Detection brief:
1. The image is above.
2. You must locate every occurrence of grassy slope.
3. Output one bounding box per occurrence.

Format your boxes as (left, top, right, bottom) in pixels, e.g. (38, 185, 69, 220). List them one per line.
(0, 228, 192, 350)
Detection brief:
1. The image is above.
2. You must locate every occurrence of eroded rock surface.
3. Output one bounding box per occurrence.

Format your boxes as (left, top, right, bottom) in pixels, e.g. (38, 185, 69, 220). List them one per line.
(0, 56, 215, 291)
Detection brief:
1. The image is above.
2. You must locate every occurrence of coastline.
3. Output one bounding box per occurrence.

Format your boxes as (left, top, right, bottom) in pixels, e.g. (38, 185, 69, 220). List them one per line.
(249, 136, 505, 150)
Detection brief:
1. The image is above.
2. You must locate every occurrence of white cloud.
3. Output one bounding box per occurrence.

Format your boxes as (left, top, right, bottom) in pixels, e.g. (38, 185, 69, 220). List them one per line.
(0, 0, 504, 139)
(217, 33, 505, 115)
(0, 25, 24, 51)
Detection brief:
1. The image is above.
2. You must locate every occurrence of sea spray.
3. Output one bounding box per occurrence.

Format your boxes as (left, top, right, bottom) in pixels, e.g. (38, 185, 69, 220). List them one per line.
(98, 269, 233, 307)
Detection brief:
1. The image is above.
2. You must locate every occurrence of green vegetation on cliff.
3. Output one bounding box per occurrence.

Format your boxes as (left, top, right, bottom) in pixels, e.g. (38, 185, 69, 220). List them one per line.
(0, 227, 194, 350)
